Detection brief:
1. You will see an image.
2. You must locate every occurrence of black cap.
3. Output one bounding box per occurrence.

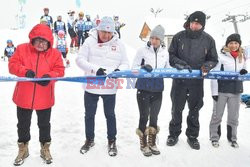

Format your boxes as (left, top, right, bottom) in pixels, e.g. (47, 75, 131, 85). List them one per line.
(226, 33, 241, 46)
(189, 11, 206, 27)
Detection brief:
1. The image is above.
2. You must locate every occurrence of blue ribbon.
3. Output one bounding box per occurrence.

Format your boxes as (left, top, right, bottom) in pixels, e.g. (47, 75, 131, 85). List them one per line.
(1, 68, 250, 83)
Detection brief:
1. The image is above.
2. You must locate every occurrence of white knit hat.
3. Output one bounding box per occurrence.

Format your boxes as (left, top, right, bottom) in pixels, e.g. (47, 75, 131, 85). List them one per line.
(96, 16, 116, 33)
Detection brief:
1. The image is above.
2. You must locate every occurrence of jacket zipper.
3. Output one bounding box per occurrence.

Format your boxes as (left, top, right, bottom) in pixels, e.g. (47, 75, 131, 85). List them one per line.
(154, 48, 158, 68)
(31, 52, 40, 109)
(234, 58, 237, 72)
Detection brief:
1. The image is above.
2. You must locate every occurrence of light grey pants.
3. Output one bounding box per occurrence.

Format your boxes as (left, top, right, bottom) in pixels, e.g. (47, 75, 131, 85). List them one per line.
(209, 92, 240, 142)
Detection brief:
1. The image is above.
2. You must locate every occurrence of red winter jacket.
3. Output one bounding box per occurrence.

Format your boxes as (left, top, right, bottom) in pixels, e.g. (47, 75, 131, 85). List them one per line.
(9, 24, 65, 110)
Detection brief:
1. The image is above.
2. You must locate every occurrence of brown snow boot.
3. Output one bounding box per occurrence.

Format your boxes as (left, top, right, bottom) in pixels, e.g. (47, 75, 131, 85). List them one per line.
(40, 142, 52, 164)
(136, 128, 152, 156)
(14, 142, 29, 166)
(148, 126, 160, 155)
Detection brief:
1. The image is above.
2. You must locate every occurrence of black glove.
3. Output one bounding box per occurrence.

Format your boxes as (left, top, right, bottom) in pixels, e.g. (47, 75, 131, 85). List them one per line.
(212, 95, 218, 102)
(37, 74, 51, 86)
(201, 65, 209, 77)
(96, 68, 106, 76)
(175, 64, 192, 73)
(184, 64, 192, 73)
(240, 69, 248, 75)
(25, 70, 36, 78)
(111, 69, 120, 79)
(141, 64, 153, 72)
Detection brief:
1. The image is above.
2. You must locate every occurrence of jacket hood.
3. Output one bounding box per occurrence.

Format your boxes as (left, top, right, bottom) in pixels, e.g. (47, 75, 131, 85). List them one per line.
(28, 24, 54, 49)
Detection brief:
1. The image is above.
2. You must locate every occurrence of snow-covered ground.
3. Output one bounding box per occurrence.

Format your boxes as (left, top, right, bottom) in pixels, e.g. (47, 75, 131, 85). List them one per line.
(0, 28, 250, 167)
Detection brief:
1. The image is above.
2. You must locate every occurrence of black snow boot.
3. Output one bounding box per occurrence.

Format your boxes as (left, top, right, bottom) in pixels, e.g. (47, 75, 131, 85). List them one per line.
(108, 139, 117, 157)
(80, 139, 95, 154)
(166, 135, 179, 146)
(187, 138, 200, 150)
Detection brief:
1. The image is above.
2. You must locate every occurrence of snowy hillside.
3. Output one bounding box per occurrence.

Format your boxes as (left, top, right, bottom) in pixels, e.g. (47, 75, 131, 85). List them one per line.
(0, 27, 250, 167)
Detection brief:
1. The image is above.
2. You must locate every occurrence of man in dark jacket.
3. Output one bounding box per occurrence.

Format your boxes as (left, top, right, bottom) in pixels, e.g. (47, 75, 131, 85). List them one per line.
(166, 11, 218, 150)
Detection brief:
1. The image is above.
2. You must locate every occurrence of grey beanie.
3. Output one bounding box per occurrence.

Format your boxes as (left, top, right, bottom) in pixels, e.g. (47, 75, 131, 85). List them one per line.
(150, 25, 165, 42)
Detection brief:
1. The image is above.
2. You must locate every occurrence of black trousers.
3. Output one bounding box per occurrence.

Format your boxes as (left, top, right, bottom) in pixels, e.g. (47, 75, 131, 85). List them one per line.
(17, 106, 51, 143)
(137, 90, 162, 133)
(169, 79, 204, 139)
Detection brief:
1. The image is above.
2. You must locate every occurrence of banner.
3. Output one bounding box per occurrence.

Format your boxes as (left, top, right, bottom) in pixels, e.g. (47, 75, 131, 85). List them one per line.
(1, 68, 250, 83)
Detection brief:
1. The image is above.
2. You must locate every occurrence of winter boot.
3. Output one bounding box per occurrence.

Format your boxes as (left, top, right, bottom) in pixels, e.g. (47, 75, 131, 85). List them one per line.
(211, 140, 219, 148)
(136, 128, 152, 156)
(108, 139, 117, 156)
(187, 138, 200, 150)
(148, 126, 160, 155)
(40, 142, 52, 164)
(14, 142, 29, 166)
(230, 141, 239, 148)
(80, 139, 95, 154)
(166, 135, 179, 146)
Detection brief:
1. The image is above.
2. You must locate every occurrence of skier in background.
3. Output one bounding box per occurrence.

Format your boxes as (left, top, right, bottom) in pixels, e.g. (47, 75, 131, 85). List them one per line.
(40, 8, 53, 29)
(76, 11, 85, 49)
(67, 10, 78, 53)
(54, 15, 67, 36)
(93, 14, 101, 27)
(113, 15, 125, 38)
(2, 39, 16, 61)
(84, 15, 94, 39)
(56, 30, 70, 67)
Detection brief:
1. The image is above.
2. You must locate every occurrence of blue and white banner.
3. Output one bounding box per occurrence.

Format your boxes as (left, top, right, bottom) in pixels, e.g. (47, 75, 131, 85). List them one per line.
(108, 68, 250, 81)
(1, 68, 250, 83)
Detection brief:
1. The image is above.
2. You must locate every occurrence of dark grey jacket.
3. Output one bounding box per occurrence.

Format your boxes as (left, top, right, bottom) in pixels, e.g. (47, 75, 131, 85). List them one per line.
(169, 30, 218, 70)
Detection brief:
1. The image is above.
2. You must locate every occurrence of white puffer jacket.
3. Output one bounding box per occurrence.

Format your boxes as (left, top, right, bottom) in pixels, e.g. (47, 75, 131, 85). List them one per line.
(76, 28, 130, 95)
(211, 50, 249, 96)
(132, 43, 169, 69)
(131, 43, 169, 92)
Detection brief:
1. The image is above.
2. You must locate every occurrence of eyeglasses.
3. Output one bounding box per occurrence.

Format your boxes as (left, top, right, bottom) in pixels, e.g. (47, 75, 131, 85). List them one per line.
(34, 38, 49, 46)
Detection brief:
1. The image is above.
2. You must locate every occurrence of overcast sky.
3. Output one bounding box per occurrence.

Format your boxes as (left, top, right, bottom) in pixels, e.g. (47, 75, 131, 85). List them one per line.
(1, 0, 250, 48)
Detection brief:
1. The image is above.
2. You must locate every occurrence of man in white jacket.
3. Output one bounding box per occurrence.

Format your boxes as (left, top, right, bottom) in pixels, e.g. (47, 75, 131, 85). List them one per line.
(76, 16, 129, 156)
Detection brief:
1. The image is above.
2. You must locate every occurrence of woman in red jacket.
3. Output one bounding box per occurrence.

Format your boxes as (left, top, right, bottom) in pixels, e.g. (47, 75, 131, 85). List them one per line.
(9, 24, 65, 166)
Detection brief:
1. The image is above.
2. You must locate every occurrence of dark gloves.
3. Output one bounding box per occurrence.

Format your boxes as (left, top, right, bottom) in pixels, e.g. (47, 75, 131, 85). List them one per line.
(201, 65, 210, 77)
(37, 74, 51, 86)
(140, 58, 153, 72)
(111, 69, 120, 79)
(141, 64, 153, 72)
(175, 64, 192, 73)
(96, 68, 106, 76)
(25, 70, 36, 78)
(212, 96, 218, 102)
(240, 69, 248, 75)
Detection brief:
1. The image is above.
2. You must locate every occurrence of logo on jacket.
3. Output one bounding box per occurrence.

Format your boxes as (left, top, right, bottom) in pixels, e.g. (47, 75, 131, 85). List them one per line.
(111, 46, 116, 51)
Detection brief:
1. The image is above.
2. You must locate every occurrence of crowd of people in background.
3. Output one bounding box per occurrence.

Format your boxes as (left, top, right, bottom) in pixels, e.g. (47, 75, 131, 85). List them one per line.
(1, 7, 126, 66)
